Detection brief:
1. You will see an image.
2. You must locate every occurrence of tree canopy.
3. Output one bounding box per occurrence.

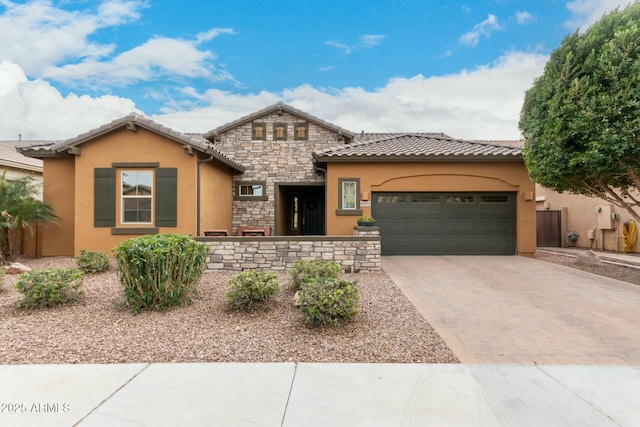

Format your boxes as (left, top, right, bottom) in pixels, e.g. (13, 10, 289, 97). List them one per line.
(519, 2, 640, 220)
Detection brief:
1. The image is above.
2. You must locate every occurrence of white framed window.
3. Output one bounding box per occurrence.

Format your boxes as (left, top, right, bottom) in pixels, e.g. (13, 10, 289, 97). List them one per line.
(121, 171, 153, 224)
(341, 180, 357, 209)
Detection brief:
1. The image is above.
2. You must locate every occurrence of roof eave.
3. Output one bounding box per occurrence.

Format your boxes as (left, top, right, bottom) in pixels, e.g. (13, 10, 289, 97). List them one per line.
(313, 154, 524, 163)
(204, 149, 246, 172)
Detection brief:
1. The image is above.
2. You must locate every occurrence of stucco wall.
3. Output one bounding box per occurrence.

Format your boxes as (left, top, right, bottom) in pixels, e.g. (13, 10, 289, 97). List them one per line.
(199, 155, 234, 235)
(40, 127, 234, 256)
(42, 157, 75, 256)
(214, 111, 344, 234)
(536, 185, 640, 252)
(325, 161, 537, 256)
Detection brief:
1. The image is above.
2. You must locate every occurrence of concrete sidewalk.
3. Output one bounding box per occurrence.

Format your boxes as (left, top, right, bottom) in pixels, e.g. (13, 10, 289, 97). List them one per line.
(1, 363, 639, 426)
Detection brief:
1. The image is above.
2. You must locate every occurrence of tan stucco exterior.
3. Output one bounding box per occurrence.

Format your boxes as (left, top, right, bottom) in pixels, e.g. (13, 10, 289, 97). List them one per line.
(536, 185, 640, 253)
(40, 127, 235, 256)
(325, 161, 537, 256)
(42, 157, 75, 256)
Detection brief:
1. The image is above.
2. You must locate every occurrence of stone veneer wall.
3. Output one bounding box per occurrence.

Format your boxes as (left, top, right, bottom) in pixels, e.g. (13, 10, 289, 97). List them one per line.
(213, 111, 346, 234)
(196, 228, 381, 273)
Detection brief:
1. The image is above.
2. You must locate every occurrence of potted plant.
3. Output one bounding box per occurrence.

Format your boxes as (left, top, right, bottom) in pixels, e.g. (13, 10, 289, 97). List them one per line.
(357, 215, 376, 227)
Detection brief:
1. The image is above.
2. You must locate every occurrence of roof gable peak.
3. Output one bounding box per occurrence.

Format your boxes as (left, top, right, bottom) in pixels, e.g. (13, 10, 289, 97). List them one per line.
(204, 102, 354, 141)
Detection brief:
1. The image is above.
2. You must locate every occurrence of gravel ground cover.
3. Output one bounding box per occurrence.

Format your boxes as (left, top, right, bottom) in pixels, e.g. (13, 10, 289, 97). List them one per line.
(536, 250, 640, 286)
(0, 257, 458, 364)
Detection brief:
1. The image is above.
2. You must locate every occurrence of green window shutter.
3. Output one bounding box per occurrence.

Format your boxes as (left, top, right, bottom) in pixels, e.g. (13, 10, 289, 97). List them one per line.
(155, 168, 177, 227)
(94, 168, 116, 227)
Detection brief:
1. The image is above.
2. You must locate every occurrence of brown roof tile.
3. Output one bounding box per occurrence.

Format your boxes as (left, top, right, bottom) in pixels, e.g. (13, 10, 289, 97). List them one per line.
(314, 133, 522, 162)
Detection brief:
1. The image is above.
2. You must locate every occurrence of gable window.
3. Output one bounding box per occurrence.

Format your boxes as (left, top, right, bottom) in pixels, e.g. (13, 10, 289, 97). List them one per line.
(336, 178, 362, 216)
(235, 181, 268, 201)
(273, 123, 287, 140)
(122, 171, 153, 223)
(252, 123, 266, 140)
(294, 122, 309, 140)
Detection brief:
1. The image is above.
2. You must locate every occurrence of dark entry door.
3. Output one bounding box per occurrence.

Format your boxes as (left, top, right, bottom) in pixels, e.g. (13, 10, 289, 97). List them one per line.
(300, 187, 324, 235)
(536, 210, 561, 247)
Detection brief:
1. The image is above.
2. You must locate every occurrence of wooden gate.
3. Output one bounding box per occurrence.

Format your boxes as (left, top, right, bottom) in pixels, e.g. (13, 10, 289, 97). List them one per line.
(536, 210, 561, 247)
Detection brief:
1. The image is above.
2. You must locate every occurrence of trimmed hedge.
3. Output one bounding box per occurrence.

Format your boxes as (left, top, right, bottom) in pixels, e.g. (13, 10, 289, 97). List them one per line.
(226, 270, 280, 311)
(298, 277, 359, 327)
(289, 259, 342, 291)
(113, 234, 207, 313)
(14, 268, 84, 308)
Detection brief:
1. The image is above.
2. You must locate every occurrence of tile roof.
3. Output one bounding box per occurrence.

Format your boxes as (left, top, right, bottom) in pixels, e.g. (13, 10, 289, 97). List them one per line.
(0, 142, 43, 172)
(17, 114, 245, 172)
(204, 102, 355, 141)
(314, 133, 523, 162)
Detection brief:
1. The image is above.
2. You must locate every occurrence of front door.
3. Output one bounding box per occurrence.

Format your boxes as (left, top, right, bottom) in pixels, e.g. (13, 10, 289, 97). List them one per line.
(278, 185, 325, 236)
(300, 187, 324, 235)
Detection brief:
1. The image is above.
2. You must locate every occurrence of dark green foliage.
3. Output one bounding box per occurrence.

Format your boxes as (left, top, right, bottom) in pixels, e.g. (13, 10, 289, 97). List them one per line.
(226, 270, 280, 311)
(0, 172, 59, 260)
(289, 259, 342, 291)
(519, 3, 640, 220)
(298, 277, 359, 327)
(0, 268, 4, 293)
(113, 234, 207, 313)
(14, 268, 84, 308)
(76, 250, 110, 274)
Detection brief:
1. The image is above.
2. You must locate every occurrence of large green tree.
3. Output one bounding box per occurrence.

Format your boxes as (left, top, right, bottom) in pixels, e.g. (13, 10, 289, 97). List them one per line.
(519, 2, 640, 221)
(0, 173, 59, 260)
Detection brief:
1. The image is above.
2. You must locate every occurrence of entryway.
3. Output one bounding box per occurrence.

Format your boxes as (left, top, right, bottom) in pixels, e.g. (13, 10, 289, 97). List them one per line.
(277, 184, 325, 236)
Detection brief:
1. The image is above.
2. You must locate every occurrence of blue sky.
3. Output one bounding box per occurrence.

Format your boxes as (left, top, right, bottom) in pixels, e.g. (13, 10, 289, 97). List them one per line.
(0, 0, 631, 140)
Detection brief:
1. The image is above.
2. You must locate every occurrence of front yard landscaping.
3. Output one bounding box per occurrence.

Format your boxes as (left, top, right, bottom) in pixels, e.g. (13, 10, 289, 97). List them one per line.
(0, 256, 458, 364)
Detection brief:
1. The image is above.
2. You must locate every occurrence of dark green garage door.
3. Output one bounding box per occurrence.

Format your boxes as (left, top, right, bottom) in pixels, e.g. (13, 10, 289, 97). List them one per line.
(372, 192, 517, 255)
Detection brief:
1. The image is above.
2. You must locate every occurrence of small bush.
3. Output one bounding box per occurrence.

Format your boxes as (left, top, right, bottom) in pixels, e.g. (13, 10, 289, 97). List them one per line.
(290, 259, 342, 291)
(113, 234, 207, 313)
(76, 250, 110, 274)
(298, 277, 359, 327)
(0, 268, 5, 293)
(14, 268, 84, 308)
(226, 270, 280, 311)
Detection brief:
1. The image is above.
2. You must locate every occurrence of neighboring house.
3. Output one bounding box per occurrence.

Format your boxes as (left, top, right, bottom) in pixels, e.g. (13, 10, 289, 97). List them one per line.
(0, 141, 44, 257)
(535, 186, 640, 253)
(17, 102, 537, 257)
(0, 141, 43, 183)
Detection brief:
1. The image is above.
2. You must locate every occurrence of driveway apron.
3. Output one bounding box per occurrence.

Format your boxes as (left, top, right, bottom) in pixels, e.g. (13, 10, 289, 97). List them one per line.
(382, 256, 640, 364)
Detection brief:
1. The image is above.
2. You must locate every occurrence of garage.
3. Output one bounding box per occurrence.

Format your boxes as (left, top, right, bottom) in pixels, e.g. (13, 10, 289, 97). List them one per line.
(372, 192, 517, 255)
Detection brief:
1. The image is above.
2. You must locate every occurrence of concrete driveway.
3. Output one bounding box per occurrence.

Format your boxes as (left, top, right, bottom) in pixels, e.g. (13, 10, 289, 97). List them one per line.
(382, 256, 640, 365)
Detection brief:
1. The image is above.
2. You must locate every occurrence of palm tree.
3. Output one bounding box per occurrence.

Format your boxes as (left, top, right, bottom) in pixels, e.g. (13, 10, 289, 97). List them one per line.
(0, 173, 59, 261)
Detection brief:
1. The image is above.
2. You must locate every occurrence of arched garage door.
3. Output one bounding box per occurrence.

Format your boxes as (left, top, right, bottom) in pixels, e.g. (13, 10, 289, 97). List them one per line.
(372, 192, 517, 255)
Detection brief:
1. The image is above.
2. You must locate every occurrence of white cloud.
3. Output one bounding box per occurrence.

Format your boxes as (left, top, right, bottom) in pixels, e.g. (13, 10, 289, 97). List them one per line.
(0, 0, 146, 75)
(516, 11, 534, 24)
(0, 0, 233, 88)
(0, 60, 139, 140)
(157, 51, 548, 140)
(319, 65, 336, 72)
(325, 34, 386, 55)
(0, 52, 548, 141)
(459, 14, 503, 47)
(564, 0, 630, 30)
(42, 36, 234, 88)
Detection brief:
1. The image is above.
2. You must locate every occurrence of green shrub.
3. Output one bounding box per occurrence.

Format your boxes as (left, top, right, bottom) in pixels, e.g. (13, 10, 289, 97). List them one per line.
(14, 268, 84, 308)
(113, 234, 207, 313)
(0, 268, 5, 293)
(298, 277, 359, 327)
(290, 259, 342, 291)
(76, 250, 110, 274)
(226, 270, 280, 311)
